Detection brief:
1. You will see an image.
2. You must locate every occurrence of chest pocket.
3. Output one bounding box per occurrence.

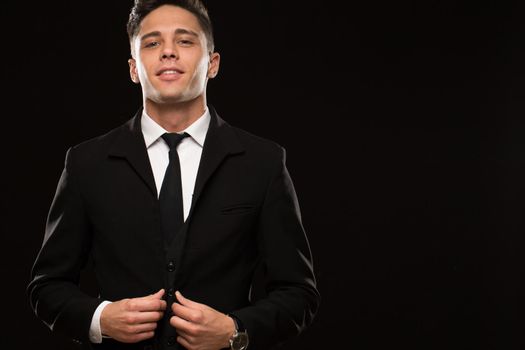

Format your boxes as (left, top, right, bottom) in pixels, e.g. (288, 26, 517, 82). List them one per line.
(220, 204, 256, 215)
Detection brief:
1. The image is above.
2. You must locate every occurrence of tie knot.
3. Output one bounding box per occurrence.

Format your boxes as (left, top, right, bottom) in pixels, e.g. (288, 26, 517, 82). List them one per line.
(161, 132, 189, 149)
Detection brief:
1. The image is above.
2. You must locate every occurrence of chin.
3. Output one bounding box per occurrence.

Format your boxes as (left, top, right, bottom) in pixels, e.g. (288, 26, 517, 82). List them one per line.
(151, 93, 184, 104)
(167, 92, 203, 104)
(160, 95, 183, 103)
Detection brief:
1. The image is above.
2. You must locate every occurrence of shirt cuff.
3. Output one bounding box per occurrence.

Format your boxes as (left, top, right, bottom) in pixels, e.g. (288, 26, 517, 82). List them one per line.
(89, 301, 112, 343)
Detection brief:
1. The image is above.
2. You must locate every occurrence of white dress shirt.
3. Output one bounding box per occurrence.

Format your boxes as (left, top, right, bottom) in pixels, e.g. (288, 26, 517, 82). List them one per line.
(89, 108, 210, 343)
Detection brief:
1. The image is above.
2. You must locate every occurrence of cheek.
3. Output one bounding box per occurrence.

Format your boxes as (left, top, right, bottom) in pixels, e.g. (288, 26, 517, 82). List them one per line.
(193, 57, 210, 80)
(136, 63, 152, 83)
(137, 54, 155, 80)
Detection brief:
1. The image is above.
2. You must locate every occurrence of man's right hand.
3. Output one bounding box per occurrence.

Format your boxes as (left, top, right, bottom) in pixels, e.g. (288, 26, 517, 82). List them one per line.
(100, 289, 167, 343)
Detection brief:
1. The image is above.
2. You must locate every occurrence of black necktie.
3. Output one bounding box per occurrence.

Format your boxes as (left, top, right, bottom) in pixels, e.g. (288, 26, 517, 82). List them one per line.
(159, 132, 189, 245)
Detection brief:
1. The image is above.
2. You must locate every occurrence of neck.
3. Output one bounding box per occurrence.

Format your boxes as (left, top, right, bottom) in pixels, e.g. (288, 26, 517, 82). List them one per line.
(144, 97, 206, 133)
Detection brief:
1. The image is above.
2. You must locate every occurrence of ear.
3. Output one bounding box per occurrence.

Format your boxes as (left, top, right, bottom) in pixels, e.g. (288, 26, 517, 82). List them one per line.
(128, 58, 140, 84)
(207, 52, 221, 79)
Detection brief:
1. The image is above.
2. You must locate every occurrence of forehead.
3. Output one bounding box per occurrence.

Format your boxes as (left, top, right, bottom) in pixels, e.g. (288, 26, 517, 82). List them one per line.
(138, 5, 203, 36)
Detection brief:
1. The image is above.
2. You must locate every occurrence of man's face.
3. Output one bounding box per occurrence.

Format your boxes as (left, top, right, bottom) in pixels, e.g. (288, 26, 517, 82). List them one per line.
(128, 5, 219, 105)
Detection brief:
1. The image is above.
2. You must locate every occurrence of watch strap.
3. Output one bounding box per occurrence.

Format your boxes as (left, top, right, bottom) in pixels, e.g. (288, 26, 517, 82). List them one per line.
(228, 313, 246, 332)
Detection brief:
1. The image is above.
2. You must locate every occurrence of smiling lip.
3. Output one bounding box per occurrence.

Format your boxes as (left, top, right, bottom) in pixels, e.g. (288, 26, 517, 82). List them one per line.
(157, 67, 184, 75)
(156, 67, 184, 81)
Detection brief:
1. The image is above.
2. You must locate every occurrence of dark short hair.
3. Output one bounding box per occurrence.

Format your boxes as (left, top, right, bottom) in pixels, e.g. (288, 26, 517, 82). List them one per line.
(127, 0, 214, 52)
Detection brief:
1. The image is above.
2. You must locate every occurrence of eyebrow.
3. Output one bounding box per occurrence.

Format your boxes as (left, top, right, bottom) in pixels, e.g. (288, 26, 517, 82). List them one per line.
(140, 28, 199, 42)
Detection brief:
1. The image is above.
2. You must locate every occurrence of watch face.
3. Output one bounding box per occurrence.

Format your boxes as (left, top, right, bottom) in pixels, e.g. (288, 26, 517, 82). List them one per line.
(232, 332, 249, 350)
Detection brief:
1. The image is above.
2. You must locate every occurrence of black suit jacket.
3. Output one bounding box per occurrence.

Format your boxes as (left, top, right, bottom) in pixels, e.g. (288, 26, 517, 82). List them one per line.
(28, 107, 320, 350)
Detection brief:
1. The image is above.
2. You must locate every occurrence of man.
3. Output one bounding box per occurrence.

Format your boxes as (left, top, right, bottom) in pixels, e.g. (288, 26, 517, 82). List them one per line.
(28, 1, 320, 349)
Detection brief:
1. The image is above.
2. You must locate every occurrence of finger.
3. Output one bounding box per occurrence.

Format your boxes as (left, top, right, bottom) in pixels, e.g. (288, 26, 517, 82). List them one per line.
(171, 325, 195, 344)
(143, 289, 167, 309)
(147, 289, 165, 299)
(135, 289, 165, 302)
(173, 329, 193, 340)
(126, 311, 165, 324)
(126, 297, 167, 312)
(170, 315, 197, 334)
(175, 291, 204, 309)
(176, 335, 193, 349)
(127, 321, 159, 334)
(171, 301, 203, 323)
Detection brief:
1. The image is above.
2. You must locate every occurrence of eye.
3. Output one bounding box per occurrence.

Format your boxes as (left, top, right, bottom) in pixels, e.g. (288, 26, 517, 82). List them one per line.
(144, 41, 159, 48)
(178, 39, 193, 46)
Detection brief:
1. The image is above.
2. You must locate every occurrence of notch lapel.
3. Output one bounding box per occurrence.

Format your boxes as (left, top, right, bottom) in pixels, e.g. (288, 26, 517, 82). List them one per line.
(108, 110, 158, 198)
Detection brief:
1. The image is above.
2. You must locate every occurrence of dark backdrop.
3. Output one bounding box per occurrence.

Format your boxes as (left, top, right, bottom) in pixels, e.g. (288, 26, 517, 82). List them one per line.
(1, 0, 523, 349)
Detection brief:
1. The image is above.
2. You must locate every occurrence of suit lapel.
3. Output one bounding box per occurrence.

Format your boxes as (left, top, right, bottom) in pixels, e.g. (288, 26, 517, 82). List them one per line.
(189, 106, 244, 218)
(106, 107, 244, 205)
(108, 109, 158, 198)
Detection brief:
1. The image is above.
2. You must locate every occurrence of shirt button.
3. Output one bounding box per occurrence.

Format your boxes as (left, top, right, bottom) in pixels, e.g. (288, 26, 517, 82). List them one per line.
(167, 261, 175, 272)
(167, 288, 174, 298)
(167, 336, 176, 346)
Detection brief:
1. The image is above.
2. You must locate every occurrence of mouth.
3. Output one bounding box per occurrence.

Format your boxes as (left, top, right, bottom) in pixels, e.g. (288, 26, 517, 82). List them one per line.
(156, 67, 184, 76)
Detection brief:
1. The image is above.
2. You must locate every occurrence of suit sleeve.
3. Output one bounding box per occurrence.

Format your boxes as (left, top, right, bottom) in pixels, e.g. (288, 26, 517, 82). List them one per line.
(232, 147, 321, 349)
(27, 147, 102, 343)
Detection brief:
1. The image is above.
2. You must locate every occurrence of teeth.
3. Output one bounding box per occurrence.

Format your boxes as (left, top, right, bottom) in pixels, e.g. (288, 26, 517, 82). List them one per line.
(161, 70, 178, 75)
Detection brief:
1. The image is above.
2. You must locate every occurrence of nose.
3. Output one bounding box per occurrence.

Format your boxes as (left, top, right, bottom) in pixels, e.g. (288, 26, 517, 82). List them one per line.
(161, 44, 178, 60)
(162, 52, 177, 60)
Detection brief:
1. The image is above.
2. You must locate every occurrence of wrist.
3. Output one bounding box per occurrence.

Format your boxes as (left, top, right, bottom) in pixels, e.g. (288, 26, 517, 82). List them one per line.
(227, 314, 236, 335)
(227, 313, 249, 350)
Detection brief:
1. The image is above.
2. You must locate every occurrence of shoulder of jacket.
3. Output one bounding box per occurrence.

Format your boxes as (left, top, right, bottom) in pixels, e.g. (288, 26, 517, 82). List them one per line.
(231, 126, 284, 155)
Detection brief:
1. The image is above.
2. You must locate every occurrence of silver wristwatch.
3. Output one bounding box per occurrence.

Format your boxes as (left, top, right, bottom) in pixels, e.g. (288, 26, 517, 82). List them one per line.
(229, 314, 249, 350)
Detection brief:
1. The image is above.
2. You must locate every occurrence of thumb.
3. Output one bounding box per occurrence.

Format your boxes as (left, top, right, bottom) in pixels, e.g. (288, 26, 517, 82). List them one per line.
(148, 289, 165, 299)
(175, 291, 202, 308)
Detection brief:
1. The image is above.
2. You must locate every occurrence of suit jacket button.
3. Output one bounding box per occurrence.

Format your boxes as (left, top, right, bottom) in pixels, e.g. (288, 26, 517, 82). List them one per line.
(167, 336, 176, 346)
(167, 288, 174, 297)
(167, 261, 175, 272)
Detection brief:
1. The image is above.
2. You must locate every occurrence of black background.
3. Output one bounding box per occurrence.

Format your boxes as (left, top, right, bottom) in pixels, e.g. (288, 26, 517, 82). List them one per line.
(2, 0, 524, 349)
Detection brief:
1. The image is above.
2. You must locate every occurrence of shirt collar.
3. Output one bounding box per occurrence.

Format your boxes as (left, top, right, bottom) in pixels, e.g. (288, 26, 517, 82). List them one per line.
(141, 107, 210, 148)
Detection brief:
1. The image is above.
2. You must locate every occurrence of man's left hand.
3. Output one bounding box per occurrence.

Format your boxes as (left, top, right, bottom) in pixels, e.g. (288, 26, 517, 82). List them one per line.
(170, 291, 235, 350)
